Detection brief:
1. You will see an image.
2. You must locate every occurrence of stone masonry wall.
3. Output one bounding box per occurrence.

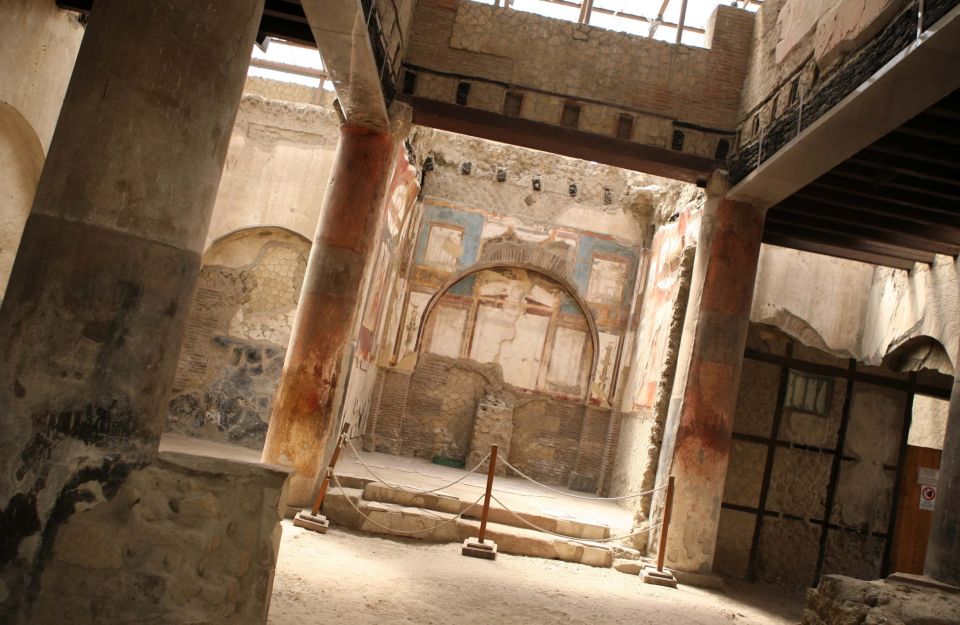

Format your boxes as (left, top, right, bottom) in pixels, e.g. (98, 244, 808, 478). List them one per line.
(715, 325, 918, 588)
(404, 0, 754, 159)
(27, 452, 289, 625)
(365, 354, 615, 493)
(730, 0, 959, 182)
(166, 228, 310, 449)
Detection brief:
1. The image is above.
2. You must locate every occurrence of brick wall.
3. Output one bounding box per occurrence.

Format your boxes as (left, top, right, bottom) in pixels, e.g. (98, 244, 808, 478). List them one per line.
(730, 0, 959, 182)
(404, 0, 754, 160)
(364, 354, 617, 492)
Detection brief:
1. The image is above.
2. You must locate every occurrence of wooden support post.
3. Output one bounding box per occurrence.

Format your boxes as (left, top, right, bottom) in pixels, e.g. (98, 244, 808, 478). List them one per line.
(462, 444, 499, 560)
(478, 444, 498, 544)
(311, 422, 352, 515)
(578, 0, 595, 24)
(293, 422, 351, 534)
(675, 0, 689, 44)
(643, 476, 678, 588)
(658, 476, 676, 573)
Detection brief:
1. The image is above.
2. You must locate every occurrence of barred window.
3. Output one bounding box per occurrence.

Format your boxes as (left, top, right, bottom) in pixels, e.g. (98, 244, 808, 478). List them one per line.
(785, 370, 832, 416)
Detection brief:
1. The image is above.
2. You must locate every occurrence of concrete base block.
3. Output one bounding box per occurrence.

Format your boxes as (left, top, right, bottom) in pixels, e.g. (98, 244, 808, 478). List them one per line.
(462, 538, 498, 560)
(641, 566, 678, 589)
(672, 569, 725, 590)
(293, 511, 329, 534)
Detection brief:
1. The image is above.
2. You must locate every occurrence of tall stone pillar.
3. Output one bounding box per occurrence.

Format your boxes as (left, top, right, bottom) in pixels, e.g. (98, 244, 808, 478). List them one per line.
(262, 125, 397, 506)
(652, 176, 765, 574)
(924, 375, 960, 586)
(0, 0, 263, 618)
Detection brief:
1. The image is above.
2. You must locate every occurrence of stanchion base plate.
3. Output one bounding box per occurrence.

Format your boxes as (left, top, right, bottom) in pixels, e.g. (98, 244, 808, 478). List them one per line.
(293, 511, 329, 534)
(461, 538, 498, 560)
(641, 566, 678, 589)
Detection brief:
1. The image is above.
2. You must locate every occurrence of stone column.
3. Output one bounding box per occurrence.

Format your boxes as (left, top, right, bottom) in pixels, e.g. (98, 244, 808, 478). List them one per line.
(924, 375, 960, 586)
(262, 124, 397, 506)
(0, 0, 262, 618)
(652, 176, 765, 574)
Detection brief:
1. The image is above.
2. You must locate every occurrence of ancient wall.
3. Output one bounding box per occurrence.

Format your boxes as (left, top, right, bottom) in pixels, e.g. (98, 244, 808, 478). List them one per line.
(337, 147, 422, 437)
(0, 0, 83, 151)
(751, 245, 875, 359)
(730, 0, 958, 181)
(609, 204, 700, 523)
(365, 353, 616, 492)
(714, 324, 953, 588)
(0, 1, 83, 303)
(364, 127, 700, 492)
(404, 0, 754, 159)
(27, 451, 289, 624)
(205, 82, 341, 246)
(862, 256, 960, 369)
(167, 228, 310, 449)
(751, 245, 960, 375)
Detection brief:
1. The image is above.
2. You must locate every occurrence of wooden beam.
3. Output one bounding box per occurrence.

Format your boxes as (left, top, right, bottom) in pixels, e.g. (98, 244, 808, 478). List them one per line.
(774, 199, 960, 247)
(805, 176, 960, 217)
(869, 134, 960, 168)
(403, 96, 718, 183)
(766, 213, 959, 258)
(796, 186, 960, 225)
(763, 222, 935, 264)
(762, 231, 918, 271)
(830, 162, 960, 199)
(848, 152, 960, 188)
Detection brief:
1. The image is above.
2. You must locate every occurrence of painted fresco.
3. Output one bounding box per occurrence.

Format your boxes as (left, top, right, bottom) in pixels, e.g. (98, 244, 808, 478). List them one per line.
(397, 200, 643, 405)
(631, 208, 700, 411)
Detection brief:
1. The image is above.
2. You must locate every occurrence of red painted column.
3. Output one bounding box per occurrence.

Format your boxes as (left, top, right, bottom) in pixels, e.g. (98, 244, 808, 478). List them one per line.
(653, 177, 765, 574)
(262, 124, 397, 505)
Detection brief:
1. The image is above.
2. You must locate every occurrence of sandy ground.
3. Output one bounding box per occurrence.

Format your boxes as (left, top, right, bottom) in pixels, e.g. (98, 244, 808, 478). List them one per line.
(268, 523, 804, 625)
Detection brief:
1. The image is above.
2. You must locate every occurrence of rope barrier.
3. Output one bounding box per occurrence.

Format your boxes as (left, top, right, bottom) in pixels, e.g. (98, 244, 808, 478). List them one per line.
(490, 493, 663, 545)
(345, 438, 490, 495)
(499, 457, 667, 501)
(332, 473, 486, 536)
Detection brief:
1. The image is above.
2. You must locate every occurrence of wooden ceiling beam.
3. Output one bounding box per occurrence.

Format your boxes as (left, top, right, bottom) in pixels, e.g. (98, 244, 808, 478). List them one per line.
(766, 213, 959, 258)
(774, 199, 960, 247)
(762, 232, 918, 271)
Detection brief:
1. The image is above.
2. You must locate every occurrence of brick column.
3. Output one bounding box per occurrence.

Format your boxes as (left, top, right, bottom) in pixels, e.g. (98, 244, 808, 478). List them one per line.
(924, 374, 960, 586)
(0, 0, 262, 618)
(653, 176, 765, 574)
(262, 125, 397, 506)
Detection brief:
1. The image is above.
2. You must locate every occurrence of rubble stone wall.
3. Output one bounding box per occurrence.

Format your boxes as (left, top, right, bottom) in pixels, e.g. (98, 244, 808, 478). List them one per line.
(28, 452, 290, 625)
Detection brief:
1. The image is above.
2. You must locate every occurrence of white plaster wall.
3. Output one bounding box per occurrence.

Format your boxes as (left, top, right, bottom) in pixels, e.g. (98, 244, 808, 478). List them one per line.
(0, 0, 83, 152)
(204, 87, 341, 248)
(752, 245, 959, 376)
(862, 256, 960, 369)
(0, 104, 44, 302)
(751, 245, 874, 357)
(909, 394, 948, 450)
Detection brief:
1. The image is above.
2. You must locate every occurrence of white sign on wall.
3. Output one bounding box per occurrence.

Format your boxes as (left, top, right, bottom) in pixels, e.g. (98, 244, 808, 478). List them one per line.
(920, 485, 937, 511)
(917, 467, 940, 486)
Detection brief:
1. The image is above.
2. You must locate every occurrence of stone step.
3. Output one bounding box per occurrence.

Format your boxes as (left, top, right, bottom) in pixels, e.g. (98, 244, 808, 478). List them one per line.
(348, 479, 612, 540)
(321, 488, 614, 568)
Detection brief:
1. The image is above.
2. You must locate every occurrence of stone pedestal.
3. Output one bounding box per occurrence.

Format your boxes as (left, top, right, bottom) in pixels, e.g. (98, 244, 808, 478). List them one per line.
(0, 1, 262, 620)
(924, 375, 960, 586)
(651, 177, 765, 574)
(262, 125, 398, 506)
(467, 393, 514, 475)
(28, 452, 291, 625)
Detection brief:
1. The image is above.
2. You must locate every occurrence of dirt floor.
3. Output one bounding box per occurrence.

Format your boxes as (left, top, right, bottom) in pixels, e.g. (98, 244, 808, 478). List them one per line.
(268, 522, 804, 625)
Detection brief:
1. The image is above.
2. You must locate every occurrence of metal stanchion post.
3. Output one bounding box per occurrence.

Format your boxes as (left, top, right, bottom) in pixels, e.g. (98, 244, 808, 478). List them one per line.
(294, 422, 351, 534)
(462, 444, 499, 560)
(642, 476, 678, 588)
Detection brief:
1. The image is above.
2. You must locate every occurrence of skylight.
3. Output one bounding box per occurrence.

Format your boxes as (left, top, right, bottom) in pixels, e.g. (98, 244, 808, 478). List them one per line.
(469, 0, 761, 48)
(248, 38, 335, 90)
